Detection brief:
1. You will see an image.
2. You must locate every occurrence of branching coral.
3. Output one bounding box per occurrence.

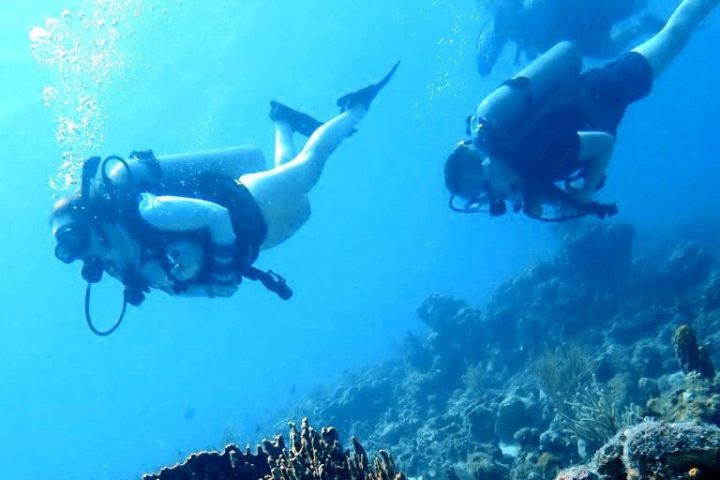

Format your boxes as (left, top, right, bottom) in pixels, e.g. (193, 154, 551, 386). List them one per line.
(533, 346, 639, 452)
(142, 418, 406, 480)
(557, 376, 640, 452)
(461, 362, 486, 392)
(533, 345, 593, 410)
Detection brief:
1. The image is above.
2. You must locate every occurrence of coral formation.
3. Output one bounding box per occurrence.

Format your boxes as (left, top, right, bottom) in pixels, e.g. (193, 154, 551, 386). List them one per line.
(142, 445, 268, 480)
(283, 223, 720, 480)
(142, 418, 406, 480)
(646, 372, 720, 426)
(146, 223, 720, 480)
(559, 421, 720, 480)
(702, 272, 720, 312)
(673, 324, 715, 379)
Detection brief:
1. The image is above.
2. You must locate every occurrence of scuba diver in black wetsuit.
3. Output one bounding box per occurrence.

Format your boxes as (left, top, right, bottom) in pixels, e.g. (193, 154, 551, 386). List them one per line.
(49, 62, 399, 335)
(475, 0, 664, 75)
(446, 0, 719, 222)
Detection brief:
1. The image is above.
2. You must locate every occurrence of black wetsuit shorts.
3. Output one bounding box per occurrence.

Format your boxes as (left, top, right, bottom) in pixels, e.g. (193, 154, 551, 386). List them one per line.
(499, 51, 654, 183)
(579, 51, 654, 134)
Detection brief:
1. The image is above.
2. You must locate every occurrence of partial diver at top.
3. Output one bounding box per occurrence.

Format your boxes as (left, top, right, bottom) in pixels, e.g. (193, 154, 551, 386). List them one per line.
(475, 0, 665, 75)
(446, 0, 719, 222)
(49, 62, 400, 335)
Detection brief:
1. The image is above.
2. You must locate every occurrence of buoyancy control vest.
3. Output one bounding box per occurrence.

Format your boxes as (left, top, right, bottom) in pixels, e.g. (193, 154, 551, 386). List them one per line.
(73, 150, 292, 336)
(470, 41, 585, 180)
(466, 41, 618, 221)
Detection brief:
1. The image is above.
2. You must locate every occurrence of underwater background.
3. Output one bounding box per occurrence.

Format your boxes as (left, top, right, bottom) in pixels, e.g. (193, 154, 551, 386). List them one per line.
(1, 0, 719, 479)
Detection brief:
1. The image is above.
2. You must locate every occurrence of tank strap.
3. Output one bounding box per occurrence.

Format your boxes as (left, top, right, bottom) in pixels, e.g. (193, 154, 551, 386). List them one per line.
(502, 75, 530, 90)
(80, 156, 102, 201)
(129, 150, 163, 183)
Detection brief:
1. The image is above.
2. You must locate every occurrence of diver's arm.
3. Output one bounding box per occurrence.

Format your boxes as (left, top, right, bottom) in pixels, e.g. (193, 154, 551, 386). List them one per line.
(138, 194, 236, 243)
(534, 182, 618, 219)
(138, 193, 237, 287)
(571, 131, 615, 202)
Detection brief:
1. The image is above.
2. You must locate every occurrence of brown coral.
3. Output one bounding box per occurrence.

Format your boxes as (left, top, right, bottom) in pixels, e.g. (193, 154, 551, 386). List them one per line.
(142, 418, 406, 480)
(673, 324, 715, 379)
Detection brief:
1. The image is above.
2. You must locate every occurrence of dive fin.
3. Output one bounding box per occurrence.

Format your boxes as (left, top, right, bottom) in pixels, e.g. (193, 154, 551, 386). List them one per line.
(336, 61, 400, 112)
(269, 101, 324, 137)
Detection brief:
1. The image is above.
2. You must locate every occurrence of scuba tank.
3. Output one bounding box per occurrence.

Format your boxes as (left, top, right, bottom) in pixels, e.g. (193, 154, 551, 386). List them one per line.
(91, 146, 267, 202)
(470, 41, 583, 149)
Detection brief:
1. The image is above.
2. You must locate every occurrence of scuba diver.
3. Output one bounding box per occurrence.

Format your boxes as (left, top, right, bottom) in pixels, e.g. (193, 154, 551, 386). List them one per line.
(50, 62, 399, 335)
(447, 0, 719, 222)
(475, 0, 664, 75)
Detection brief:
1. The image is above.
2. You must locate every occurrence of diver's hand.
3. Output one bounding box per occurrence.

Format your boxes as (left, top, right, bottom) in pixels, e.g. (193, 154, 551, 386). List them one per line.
(585, 201, 618, 219)
(206, 282, 238, 298)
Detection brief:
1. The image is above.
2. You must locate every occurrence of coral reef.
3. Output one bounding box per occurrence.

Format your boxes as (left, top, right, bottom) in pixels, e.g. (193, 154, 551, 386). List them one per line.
(702, 272, 720, 313)
(283, 223, 720, 480)
(558, 421, 720, 480)
(142, 445, 268, 480)
(142, 418, 406, 480)
(674, 324, 715, 379)
(142, 223, 720, 480)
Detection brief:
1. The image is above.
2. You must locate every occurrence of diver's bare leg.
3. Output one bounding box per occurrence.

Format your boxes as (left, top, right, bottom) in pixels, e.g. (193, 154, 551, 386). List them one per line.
(240, 62, 396, 249)
(242, 106, 365, 201)
(274, 122, 296, 167)
(240, 106, 366, 248)
(632, 0, 720, 77)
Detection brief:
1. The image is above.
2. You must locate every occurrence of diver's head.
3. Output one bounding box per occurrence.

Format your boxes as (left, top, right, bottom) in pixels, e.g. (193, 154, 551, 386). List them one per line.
(445, 142, 488, 201)
(50, 194, 92, 264)
(166, 240, 205, 282)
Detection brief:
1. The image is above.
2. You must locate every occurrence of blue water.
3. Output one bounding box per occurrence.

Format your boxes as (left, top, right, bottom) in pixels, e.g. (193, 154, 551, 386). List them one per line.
(1, 0, 719, 478)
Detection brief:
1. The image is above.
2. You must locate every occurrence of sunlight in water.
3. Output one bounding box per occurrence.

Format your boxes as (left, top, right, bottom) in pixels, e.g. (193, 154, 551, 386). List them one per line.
(391, 0, 480, 120)
(30, 1, 149, 193)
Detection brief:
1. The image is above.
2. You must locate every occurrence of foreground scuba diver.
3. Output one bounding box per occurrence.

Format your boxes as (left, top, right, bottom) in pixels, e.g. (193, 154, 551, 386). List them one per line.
(446, 0, 719, 222)
(475, 0, 663, 75)
(50, 62, 399, 335)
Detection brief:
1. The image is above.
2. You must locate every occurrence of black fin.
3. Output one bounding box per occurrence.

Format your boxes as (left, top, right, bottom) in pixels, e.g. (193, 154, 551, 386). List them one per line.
(336, 61, 400, 112)
(269, 101, 324, 137)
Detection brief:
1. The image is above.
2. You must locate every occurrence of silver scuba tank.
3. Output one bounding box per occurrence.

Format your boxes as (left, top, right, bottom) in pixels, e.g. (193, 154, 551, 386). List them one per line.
(472, 41, 583, 144)
(93, 145, 267, 199)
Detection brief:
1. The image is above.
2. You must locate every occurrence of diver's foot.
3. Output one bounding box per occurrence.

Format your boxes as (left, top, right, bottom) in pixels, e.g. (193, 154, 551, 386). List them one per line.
(336, 61, 400, 112)
(269, 101, 324, 137)
(475, 20, 503, 76)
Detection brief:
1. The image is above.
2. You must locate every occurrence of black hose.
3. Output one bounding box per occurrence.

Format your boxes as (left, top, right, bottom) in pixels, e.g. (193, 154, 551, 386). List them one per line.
(243, 266, 293, 300)
(84, 284, 127, 336)
(450, 194, 612, 222)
